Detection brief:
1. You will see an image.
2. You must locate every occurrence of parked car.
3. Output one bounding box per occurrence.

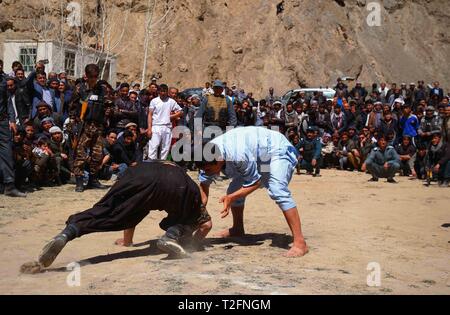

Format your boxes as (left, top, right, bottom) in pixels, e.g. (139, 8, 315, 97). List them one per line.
(281, 88, 336, 105)
(180, 87, 204, 99)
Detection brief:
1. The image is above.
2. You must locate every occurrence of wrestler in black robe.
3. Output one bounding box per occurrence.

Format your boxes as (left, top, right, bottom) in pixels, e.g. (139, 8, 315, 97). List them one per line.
(65, 161, 208, 238)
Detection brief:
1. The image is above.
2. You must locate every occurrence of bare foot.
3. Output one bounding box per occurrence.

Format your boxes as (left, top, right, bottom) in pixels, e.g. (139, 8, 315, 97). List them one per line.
(115, 238, 133, 247)
(284, 243, 309, 258)
(215, 227, 245, 238)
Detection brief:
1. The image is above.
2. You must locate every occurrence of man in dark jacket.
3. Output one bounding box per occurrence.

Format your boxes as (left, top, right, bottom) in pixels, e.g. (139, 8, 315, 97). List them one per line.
(295, 127, 322, 177)
(5, 76, 31, 126)
(428, 133, 449, 187)
(315, 103, 333, 134)
(396, 135, 416, 177)
(362, 136, 401, 183)
(112, 130, 137, 178)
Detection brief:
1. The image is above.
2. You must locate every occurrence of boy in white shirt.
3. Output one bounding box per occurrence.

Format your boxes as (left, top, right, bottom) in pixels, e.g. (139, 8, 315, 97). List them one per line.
(146, 84, 182, 160)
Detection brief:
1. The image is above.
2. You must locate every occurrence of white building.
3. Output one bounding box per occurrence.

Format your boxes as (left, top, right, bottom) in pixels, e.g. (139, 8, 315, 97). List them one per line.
(2, 39, 117, 84)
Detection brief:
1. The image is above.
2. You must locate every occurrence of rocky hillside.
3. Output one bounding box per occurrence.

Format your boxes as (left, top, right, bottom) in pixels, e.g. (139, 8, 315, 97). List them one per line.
(1, 0, 449, 97)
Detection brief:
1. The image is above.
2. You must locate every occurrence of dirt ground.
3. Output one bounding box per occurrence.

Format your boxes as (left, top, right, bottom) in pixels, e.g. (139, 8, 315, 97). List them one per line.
(0, 170, 449, 295)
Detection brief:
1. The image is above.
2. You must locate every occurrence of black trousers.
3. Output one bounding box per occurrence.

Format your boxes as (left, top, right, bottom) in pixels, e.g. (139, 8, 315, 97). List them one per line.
(0, 120, 15, 184)
(65, 162, 204, 239)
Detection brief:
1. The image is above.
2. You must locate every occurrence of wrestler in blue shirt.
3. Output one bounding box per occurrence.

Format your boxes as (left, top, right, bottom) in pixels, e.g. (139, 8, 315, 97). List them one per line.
(197, 126, 308, 257)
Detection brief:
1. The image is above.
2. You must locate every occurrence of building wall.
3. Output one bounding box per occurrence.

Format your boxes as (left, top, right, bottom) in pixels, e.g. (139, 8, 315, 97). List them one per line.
(3, 40, 117, 84)
(3, 41, 54, 75)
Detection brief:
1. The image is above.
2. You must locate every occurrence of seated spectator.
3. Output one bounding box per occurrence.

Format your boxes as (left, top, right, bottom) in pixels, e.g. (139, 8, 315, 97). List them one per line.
(396, 135, 417, 177)
(356, 132, 374, 167)
(295, 127, 322, 177)
(336, 132, 358, 170)
(99, 131, 118, 180)
(32, 138, 53, 185)
(362, 136, 401, 183)
(414, 145, 428, 180)
(32, 101, 63, 130)
(36, 117, 55, 140)
(13, 128, 33, 190)
(427, 133, 449, 187)
(48, 126, 71, 185)
(111, 130, 138, 179)
(321, 133, 337, 169)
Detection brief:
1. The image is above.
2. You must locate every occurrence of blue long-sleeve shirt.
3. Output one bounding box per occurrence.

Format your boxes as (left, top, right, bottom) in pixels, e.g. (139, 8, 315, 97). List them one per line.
(399, 114, 419, 137)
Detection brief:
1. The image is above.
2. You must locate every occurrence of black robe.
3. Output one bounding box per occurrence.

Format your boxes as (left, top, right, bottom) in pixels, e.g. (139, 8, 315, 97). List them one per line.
(66, 161, 204, 237)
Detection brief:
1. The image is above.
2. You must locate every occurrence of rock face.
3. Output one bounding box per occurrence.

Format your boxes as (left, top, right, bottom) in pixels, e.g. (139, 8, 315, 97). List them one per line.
(1, 0, 449, 97)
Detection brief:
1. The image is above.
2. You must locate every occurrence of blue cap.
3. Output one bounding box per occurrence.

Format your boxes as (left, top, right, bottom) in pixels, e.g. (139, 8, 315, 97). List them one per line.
(213, 80, 225, 88)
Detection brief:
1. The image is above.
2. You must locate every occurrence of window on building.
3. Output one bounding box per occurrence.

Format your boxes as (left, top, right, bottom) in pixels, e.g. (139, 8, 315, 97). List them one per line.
(19, 47, 37, 72)
(64, 51, 76, 77)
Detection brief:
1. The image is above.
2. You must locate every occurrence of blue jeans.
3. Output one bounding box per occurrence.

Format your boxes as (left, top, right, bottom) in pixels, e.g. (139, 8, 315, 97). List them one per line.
(226, 151, 298, 211)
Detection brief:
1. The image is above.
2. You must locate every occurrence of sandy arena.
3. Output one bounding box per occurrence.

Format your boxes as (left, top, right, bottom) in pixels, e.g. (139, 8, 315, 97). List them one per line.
(0, 170, 449, 295)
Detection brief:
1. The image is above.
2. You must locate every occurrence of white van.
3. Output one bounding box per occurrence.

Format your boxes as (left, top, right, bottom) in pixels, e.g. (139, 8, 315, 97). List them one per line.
(281, 88, 336, 105)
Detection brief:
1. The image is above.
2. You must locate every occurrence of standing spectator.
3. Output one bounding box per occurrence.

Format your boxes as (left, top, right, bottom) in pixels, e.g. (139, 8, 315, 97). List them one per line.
(284, 102, 299, 133)
(430, 81, 444, 103)
(236, 99, 255, 126)
(265, 87, 278, 107)
(202, 82, 213, 96)
(415, 81, 428, 104)
(1, 77, 26, 196)
(378, 82, 389, 103)
(196, 80, 237, 131)
(6, 76, 31, 127)
(114, 83, 139, 130)
(380, 111, 398, 141)
(27, 62, 55, 118)
(332, 91, 348, 109)
(331, 106, 347, 134)
(418, 106, 442, 147)
(406, 83, 417, 107)
(315, 103, 332, 134)
(367, 101, 383, 130)
(146, 84, 182, 160)
(69, 64, 109, 193)
(399, 104, 419, 145)
(270, 100, 286, 133)
(362, 136, 400, 183)
(350, 82, 368, 101)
